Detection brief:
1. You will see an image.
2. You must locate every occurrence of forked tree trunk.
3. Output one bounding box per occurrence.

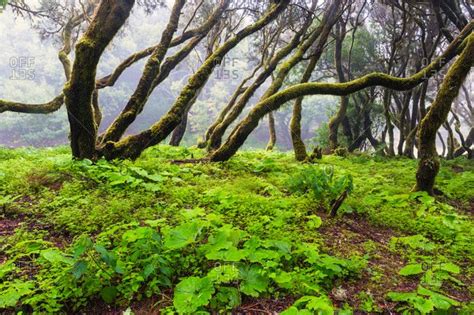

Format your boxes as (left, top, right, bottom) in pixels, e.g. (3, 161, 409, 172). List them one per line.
(208, 23, 474, 162)
(101, 0, 186, 144)
(64, 0, 135, 160)
(102, 0, 290, 160)
(414, 33, 474, 195)
(209, 0, 340, 153)
(169, 108, 189, 146)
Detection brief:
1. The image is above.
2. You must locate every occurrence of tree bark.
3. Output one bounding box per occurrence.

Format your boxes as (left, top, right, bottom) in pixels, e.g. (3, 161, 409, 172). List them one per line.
(102, 0, 291, 160)
(101, 0, 186, 144)
(414, 32, 474, 195)
(64, 0, 135, 160)
(206, 7, 316, 151)
(169, 106, 190, 146)
(328, 20, 348, 152)
(0, 95, 64, 114)
(208, 23, 473, 162)
(289, 0, 342, 160)
(266, 112, 276, 151)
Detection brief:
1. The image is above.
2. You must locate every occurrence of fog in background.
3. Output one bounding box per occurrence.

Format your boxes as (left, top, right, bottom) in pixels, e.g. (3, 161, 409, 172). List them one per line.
(0, 3, 335, 150)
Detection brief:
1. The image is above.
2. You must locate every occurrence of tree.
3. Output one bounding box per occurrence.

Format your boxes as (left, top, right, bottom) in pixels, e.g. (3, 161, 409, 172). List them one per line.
(208, 21, 473, 163)
(414, 32, 474, 195)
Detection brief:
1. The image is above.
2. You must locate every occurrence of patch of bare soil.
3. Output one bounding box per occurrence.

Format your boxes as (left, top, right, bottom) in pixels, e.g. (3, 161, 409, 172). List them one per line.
(319, 213, 471, 312)
(0, 218, 22, 237)
(74, 291, 294, 314)
(320, 214, 416, 312)
(235, 296, 296, 314)
(445, 198, 474, 216)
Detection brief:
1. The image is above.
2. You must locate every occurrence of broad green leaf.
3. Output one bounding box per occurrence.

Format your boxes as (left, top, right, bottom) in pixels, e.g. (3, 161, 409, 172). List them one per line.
(417, 286, 459, 309)
(207, 265, 239, 284)
(212, 287, 241, 310)
(95, 245, 117, 268)
(164, 222, 202, 250)
(73, 236, 93, 258)
(439, 262, 460, 274)
(387, 292, 418, 302)
(280, 307, 299, 315)
(272, 271, 293, 289)
(399, 264, 423, 276)
(40, 249, 74, 265)
(412, 296, 434, 314)
(206, 246, 248, 262)
(305, 295, 334, 314)
(0, 261, 14, 279)
(122, 227, 158, 243)
(0, 281, 34, 308)
(173, 277, 215, 314)
(100, 286, 118, 303)
(239, 265, 269, 297)
(71, 260, 88, 279)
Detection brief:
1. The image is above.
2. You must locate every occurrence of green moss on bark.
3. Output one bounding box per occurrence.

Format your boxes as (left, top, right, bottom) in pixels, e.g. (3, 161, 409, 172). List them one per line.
(414, 32, 474, 195)
(209, 24, 474, 162)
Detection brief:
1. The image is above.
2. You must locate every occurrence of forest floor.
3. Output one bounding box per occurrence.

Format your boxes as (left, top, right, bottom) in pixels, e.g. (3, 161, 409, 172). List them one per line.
(0, 145, 473, 314)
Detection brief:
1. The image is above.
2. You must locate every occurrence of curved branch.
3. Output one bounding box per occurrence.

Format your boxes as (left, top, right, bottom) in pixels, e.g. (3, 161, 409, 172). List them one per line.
(101, 0, 291, 160)
(209, 22, 474, 162)
(0, 95, 64, 114)
(96, 0, 229, 89)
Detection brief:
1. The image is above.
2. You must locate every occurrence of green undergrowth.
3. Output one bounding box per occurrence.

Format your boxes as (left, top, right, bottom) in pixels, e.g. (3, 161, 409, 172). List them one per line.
(0, 145, 473, 314)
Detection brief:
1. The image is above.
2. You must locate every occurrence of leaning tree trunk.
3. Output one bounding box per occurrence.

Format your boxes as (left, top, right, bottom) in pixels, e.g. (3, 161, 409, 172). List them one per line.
(101, 0, 186, 144)
(414, 32, 474, 195)
(266, 112, 276, 151)
(208, 23, 474, 162)
(102, 0, 290, 160)
(169, 107, 189, 146)
(209, 0, 340, 153)
(64, 0, 135, 160)
(289, 8, 340, 160)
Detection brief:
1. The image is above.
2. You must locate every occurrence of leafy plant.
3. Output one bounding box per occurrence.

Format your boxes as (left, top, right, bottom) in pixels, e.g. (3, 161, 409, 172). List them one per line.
(387, 286, 459, 314)
(287, 166, 353, 210)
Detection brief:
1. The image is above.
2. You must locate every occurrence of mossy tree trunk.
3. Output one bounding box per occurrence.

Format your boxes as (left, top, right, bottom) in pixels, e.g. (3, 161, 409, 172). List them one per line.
(414, 32, 474, 195)
(206, 9, 314, 152)
(208, 23, 473, 162)
(100, 0, 186, 144)
(289, 0, 341, 160)
(169, 106, 190, 146)
(64, 0, 135, 160)
(102, 0, 291, 160)
(169, 83, 207, 146)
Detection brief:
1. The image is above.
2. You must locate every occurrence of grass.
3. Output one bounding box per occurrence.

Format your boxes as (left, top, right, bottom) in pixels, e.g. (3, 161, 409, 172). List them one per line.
(0, 145, 473, 314)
